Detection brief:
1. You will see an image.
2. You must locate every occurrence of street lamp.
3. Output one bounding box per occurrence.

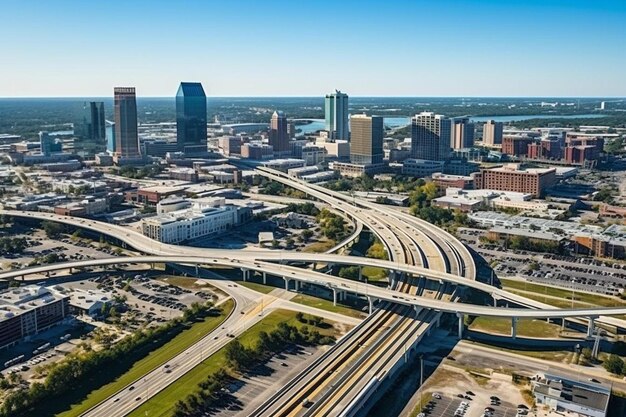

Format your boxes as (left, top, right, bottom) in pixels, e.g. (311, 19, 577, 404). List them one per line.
(419, 354, 424, 411)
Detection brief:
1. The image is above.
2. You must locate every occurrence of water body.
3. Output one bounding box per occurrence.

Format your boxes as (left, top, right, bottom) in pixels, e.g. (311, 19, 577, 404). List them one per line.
(296, 114, 606, 134)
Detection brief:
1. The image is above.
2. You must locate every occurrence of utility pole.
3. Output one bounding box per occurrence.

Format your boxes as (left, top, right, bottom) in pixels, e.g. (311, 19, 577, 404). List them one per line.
(419, 354, 424, 412)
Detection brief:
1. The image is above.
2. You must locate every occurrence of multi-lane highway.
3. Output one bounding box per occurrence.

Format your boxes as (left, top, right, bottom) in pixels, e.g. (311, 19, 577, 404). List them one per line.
(5, 255, 626, 319)
(0, 168, 622, 417)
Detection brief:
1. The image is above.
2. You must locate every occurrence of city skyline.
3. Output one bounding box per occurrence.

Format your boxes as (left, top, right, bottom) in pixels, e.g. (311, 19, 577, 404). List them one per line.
(2, 0, 626, 97)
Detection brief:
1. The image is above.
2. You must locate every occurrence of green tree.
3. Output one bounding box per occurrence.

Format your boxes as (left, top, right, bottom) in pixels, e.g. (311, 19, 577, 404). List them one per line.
(603, 354, 624, 375)
(300, 229, 314, 242)
(339, 266, 360, 280)
(42, 221, 62, 238)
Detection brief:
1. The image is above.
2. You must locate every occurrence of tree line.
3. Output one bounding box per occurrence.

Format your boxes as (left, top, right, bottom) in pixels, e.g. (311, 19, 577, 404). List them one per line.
(0, 302, 217, 417)
(172, 319, 334, 417)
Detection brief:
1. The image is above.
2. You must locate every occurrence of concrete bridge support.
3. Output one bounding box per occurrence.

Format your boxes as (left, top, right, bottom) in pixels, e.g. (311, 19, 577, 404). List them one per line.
(284, 277, 290, 291)
(367, 296, 375, 315)
(457, 312, 464, 339)
(587, 316, 597, 337)
(511, 317, 518, 340)
(332, 288, 338, 306)
(262, 271, 267, 285)
(241, 268, 249, 282)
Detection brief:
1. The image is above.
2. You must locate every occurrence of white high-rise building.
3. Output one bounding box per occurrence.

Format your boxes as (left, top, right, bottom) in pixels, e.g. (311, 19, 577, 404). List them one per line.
(410, 112, 451, 161)
(325, 90, 349, 140)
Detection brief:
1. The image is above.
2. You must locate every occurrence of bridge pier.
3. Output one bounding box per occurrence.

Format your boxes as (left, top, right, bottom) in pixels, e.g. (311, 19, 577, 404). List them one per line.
(284, 277, 290, 291)
(194, 265, 199, 276)
(332, 288, 338, 306)
(241, 268, 249, 282)
(367, 296, 375, 315)
(587, 316, 597, 337)
(358, 265, 363, 281)
(493, 296, 498, 307)
(294, 279, 300, 292)
(511, 317, 518, 340)
(262, 271, 267, 285)
(456, 313, 464, 339)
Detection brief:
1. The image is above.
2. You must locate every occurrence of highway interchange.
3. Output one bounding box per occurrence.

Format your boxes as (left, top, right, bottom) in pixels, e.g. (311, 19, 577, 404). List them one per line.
(3, 167, 626, 416)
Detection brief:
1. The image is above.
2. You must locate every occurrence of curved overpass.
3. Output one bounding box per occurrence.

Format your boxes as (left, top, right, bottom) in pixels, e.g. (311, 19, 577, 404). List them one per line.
(4, 255, 626, 320)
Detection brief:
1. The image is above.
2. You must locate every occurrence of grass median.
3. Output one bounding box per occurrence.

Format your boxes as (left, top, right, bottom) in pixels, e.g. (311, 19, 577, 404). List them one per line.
(500, 278, 626, 307)
(290, 293, 366, 319)
(469, 316, 562, 338)
(129, 309, 338, 417)
(55, 299, 234, 417)
(239, 280, 366, 318)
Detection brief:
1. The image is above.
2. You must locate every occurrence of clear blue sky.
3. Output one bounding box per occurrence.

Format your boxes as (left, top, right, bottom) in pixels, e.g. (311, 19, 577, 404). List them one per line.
(1, 0, 625, 97)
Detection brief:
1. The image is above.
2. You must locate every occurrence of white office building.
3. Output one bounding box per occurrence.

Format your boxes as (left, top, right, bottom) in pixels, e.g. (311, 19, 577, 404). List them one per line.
(141, 198, 239, 244)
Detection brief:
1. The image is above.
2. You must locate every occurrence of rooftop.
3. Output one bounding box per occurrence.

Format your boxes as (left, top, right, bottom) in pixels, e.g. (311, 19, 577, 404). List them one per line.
(534, 374, 610, 412)
(0, 285, 68, 322)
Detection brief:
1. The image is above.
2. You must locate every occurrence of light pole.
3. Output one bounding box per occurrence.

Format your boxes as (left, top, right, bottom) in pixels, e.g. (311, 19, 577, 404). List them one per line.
(419, 354, 424, 412)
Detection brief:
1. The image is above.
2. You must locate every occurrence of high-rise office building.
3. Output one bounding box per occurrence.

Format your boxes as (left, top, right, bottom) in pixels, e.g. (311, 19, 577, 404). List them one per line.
(74, 101, 106, 156)
(451, 117, 475, 150)
(410, 112, 451, 161)
(176, 82, 207, 151)
(77, 102, 106, 141)
(39, 131, 62, 156)
(325, 90, 350, 140)
(269, 111, 290, 154)
(349, 114, 383, 165)
(114, 87, 140, 157)
(105, 121, 116, 153)
(483, 120, 503, 146)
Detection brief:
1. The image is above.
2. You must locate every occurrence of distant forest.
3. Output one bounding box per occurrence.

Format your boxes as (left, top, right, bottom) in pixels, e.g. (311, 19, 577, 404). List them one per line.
(1, 96, 625, 140)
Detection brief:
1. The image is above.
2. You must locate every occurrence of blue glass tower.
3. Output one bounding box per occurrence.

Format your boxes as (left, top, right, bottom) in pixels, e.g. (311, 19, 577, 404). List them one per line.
(176, 82, 207, 151)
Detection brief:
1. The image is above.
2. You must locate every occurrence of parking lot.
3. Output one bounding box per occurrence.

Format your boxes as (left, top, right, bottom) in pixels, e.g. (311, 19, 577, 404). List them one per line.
(214, 346, 323, 416)
(420, 392, 525, 417)
(0, 227, 127, 272)
(457, 228, 626, 296)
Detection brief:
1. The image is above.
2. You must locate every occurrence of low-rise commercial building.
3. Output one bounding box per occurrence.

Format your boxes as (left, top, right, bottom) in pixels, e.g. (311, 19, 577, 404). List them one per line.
(217, 136, 242, 156)
(402, 159, 445, 177)
(261, 159, 306, 171)
(330, 161, 385, 178)
(469, 211, 602, 235)
(431, 173, 475, 190)
(0, 285, 70, 349)
(241, 142, 274, 160)
(69, 288, 112, 317)
(473, 163, 557, 197)
(533, 374, 610, 417)
(141, 198, 251, 243)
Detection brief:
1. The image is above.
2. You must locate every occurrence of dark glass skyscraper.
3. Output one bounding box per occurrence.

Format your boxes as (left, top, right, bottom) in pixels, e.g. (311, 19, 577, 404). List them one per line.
(78, 102, 106, 141)
(269, 110, 290, 155)
(75, 101, 106, 156)
(176, 82, 207, 151)
(114, 87, 140, 157)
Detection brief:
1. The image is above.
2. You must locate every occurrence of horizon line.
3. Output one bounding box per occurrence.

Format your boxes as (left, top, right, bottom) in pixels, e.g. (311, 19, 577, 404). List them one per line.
(1, 95, 625, 99)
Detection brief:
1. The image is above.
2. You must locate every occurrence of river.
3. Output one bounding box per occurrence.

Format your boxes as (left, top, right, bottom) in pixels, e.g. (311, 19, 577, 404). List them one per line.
(296, 113, 606, 134)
